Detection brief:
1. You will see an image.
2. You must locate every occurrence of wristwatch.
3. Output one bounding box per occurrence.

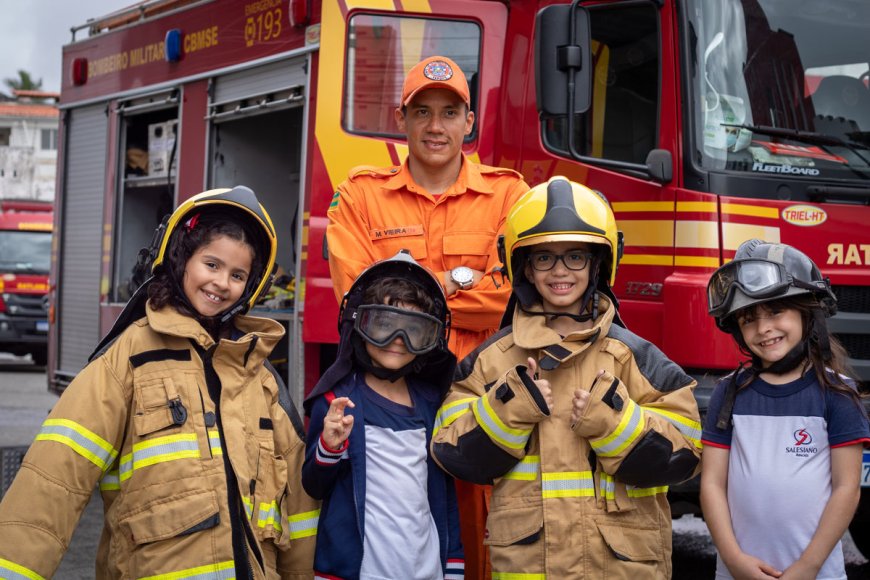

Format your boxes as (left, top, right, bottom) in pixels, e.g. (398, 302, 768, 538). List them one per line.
(450, 266, 474, 290)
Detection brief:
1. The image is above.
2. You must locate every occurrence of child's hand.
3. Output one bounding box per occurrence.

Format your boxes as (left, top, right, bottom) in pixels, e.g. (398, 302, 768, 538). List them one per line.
(725, 552, 782, 579)
(570, 369, 601, 427)
(526, 357, 553, 411)
(570, 387, 591, 425)
(322, 397, 355, 450)
(779, 560, 819, 580)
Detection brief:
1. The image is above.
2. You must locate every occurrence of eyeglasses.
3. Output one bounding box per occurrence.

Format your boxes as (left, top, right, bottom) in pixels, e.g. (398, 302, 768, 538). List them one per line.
(707, 259, 793, 316)
(354, 304, 443, 354)
(527, 251, 594, 272)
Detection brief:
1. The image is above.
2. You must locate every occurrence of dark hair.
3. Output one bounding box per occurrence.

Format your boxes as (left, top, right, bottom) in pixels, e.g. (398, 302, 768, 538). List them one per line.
(148, 208, 266, 314)
(732, 295, 863, 404)
(362, 277, 436, 316)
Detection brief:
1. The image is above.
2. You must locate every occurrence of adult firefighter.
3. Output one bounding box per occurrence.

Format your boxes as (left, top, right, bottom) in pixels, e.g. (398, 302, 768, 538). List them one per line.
(0, 187, 317, 580)
(431, 176, 703, 578)
(326, 55, 529, 579)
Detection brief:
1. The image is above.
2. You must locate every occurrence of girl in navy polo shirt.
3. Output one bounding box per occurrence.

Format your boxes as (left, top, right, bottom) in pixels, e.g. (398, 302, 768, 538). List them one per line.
(702, 239, 870, 580)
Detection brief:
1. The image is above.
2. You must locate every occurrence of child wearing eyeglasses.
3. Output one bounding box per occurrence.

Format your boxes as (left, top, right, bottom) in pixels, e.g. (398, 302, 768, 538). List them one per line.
(302, 251, 464, 580)
(431, 177, 702, 578)
(702, 239, 870, 580)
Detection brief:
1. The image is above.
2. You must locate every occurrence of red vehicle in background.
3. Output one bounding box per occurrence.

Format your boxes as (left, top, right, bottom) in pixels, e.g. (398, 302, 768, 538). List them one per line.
(0, 201, 52, 365)
(52, 0, 870, 551)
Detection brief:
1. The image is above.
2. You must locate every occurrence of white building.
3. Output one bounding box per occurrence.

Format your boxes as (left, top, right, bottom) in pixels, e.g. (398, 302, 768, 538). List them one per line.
(0, 91, 59, 201)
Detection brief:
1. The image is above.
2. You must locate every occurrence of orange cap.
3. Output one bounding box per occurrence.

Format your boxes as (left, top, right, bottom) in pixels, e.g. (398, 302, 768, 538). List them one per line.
(401, 56, 470, 107)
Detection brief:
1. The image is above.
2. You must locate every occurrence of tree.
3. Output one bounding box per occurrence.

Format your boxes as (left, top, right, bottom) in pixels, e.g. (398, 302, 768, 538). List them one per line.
(3, 70, 43, 95)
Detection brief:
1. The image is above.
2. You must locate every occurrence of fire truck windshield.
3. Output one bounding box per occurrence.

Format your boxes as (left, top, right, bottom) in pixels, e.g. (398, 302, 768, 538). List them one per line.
(0, 231, 51, 274)
(687, 0, 870, 181)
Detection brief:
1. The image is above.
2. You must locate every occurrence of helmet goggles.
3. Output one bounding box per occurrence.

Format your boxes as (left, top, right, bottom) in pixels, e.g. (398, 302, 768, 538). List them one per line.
(354, 304, 443, 355)
(707, 258, 823, 317)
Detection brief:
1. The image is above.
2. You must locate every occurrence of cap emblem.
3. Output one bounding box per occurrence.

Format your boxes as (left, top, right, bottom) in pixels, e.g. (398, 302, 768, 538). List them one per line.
(423, 60, 453, 81)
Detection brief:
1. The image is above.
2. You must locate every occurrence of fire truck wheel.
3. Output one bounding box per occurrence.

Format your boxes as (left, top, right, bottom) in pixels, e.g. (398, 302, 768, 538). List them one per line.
(849, 519, 870, 559)
(30, 349, 47, 367)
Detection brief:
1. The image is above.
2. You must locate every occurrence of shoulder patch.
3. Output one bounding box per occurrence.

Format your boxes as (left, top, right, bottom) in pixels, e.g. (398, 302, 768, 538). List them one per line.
(455, 325, 514, 382)
(348, 165, 399, 180)
(606, 325, 694, 393)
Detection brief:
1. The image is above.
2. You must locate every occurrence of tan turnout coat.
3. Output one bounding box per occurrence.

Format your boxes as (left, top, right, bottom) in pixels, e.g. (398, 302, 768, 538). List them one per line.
(0, 305, 317, 579)
(432, 298, 702, 579)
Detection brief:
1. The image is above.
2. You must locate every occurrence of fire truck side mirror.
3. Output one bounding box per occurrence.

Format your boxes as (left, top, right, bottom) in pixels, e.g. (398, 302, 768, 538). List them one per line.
(535, 1, 592, 117)
(645, 149, 673, 184)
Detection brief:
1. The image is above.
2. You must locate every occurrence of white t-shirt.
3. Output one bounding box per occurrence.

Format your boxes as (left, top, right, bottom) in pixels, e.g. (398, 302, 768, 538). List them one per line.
(703, 372, 870, 580)
(359, 384, 441, 580)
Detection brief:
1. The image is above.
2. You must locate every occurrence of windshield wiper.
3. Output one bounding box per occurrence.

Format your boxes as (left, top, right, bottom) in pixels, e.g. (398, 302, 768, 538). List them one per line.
(721, 123, 869, 149)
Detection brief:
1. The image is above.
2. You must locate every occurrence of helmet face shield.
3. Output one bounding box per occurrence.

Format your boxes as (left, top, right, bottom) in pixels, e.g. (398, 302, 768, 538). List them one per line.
(354, 304, 443, 354)
(707, 259, 792, 317)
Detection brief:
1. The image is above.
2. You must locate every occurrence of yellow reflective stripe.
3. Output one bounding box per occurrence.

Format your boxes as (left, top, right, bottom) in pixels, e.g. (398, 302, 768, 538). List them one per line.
(208, 429, 223, 455)
(503, 455, 539, 481)
(99, 469, 121, 491)
(642, 407, 703, 448)
(492, 573, 546, 579)
(257, 500, 282, 532)
(541, 471, 595, 498)
(36, 418, 118, 471)
(242, 495, 254, 519)
(287, 508, 320, 539)
(472, 395, 532, 450)
(590, 399, 644, 457)
(119, 433, 200, 481)
(627, 485, 669, 498)
(598, 473, 615, 500)
(137, 559, 234, 580)
(433, 397, 475, 436)
(0, 558, 45, 580)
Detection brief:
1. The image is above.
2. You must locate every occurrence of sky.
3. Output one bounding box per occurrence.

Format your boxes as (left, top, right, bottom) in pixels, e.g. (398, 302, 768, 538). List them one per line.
(0, 1, 135, 94)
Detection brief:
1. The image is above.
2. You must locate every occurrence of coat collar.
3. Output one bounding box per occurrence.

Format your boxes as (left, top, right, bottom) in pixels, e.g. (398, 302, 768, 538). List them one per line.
(512, 297, 616, 367)
(382, 154, 495, 197)
(145, 303, 284, 356)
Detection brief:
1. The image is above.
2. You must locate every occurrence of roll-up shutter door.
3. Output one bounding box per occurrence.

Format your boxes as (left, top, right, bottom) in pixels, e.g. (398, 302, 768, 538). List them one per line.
(57, 104, 107, 377)
(209, 57, 307, 121)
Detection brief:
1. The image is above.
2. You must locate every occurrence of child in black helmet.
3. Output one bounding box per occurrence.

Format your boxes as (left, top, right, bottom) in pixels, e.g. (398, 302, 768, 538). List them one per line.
(701, 238, 870, 579)
(0, 187, 317, 579)
(302, 251, 464, 580)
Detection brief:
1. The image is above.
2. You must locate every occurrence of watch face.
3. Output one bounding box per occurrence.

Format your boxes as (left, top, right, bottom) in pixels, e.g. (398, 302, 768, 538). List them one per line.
(452, 266, 473, 284)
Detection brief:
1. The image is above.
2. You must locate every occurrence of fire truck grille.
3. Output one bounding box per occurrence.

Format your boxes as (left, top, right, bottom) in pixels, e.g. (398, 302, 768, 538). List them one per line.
(832, 286, 870, 314)
(835, 334, 870, 361)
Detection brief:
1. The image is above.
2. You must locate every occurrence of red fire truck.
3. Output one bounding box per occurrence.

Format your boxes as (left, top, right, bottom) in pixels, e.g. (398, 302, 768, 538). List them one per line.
(0, 201, 52, 365)
(53, 0, 870, 551)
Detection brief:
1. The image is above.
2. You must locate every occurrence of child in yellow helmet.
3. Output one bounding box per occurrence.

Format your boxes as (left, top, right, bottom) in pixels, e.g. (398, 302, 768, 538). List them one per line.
(0, 187, 317, 579)
(432, 176, 702, 578)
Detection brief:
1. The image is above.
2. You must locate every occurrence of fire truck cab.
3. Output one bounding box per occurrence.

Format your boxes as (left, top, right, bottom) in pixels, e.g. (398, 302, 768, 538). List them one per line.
(0, 201, 52, 365)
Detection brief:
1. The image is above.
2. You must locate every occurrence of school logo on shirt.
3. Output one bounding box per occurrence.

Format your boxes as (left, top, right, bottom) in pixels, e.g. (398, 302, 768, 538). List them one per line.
(786, 428, 818, 457)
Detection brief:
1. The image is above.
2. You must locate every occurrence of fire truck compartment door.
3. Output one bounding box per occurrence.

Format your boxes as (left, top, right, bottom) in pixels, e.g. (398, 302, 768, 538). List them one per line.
(58, 104, 108, 376)
(208, 57, 308, 122)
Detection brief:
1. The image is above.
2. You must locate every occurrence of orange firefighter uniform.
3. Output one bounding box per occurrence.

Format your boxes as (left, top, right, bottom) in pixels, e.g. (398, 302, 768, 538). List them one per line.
(0, 305, 317, 579)
(326, 153, 528, 579)
(432, 299, 703, 578)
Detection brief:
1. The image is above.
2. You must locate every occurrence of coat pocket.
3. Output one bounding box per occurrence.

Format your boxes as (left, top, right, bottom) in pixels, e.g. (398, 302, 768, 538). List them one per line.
(120, 487, 220, 546)
(118, 487, 221, 577)
(484, 502, 543, 547)
(485, 501, 545, 575)
(253, 445, 290, 543)
(595, 520, 664, 562)
(133, 376, 189, 437)
(443, 232, 494, 272)
(371, 229, 428, 262)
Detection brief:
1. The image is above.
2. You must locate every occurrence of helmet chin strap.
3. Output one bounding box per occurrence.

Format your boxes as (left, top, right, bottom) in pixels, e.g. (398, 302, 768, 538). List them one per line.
(168, 267, 248, 335)
(520, 263, 602, 323)
(752, 340, 807, 375)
